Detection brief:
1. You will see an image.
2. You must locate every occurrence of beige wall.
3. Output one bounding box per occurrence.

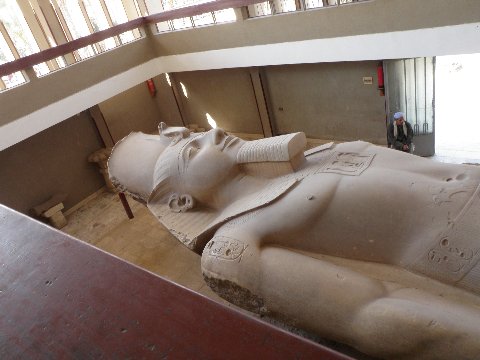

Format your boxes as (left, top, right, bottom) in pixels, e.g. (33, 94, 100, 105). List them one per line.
(0, 112, 104, 215)
(265, 61, 387, 143)
(173, 68, 263, 134)
(99, 81, 164, 142)
(152, 73, 184, 127)
(106, 62, 386, 143)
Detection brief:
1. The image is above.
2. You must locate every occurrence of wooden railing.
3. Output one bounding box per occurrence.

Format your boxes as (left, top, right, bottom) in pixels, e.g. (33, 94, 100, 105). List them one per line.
(0, 0, 265, 78)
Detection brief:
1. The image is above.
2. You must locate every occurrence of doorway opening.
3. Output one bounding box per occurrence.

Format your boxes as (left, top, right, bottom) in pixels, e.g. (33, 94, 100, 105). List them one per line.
(435, 53, 480, 164)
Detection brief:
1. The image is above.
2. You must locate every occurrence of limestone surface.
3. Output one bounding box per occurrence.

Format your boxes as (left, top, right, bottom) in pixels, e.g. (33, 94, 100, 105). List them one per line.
(108, 124, 480, 360)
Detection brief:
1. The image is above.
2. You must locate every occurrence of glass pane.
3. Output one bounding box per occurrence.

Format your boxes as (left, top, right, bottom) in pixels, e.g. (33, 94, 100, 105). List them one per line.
(55, 0, 96, 59)
(171, 17, 193, 30)
(248, 2, 272, 17)
(385, 58, 434, 136)
(81, 0, 116, 52)
(161, 0, 192, 30)
(0, 32, 25, 89)
(156, 21, 172, 33)
(404, 58, 417, 128)
(305, 0, 325, 9)
(159, 0, 236, 29)
(214, 9, 236, 23)
(328, 0, 357, 4)
(425, 57, 434, 135)
(274, 0, 297, 13)
(104, 0, 137, 43)
(414, 57, 426, 134)
(192, 12, 214, 27)
(384, 59, 406, 124)
(0, 0, 49, 76)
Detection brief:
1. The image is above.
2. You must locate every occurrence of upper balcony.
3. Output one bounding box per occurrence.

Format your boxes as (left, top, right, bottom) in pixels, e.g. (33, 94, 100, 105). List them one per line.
(1, 0, 480, 151)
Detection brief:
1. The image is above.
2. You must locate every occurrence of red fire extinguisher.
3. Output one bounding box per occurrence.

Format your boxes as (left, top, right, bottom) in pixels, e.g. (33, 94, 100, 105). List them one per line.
(377, 62, 385, 96)
(146, 78, 156, 97)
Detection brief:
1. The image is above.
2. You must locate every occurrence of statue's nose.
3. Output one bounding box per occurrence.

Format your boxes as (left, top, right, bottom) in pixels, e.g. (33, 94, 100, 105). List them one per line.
(210, 128, 226, 145)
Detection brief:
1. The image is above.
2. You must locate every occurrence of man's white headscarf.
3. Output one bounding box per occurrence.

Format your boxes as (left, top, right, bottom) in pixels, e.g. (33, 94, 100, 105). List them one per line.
(393, 112, 407, 138)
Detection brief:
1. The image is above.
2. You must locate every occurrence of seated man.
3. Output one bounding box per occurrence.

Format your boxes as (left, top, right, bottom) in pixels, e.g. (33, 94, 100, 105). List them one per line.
(109, 123, 480, 360)
(387, 112, 414, 152)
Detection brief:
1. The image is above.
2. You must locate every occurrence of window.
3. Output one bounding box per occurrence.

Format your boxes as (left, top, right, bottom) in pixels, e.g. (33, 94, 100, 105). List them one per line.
(55, 0, 97, 59)
(251, 0, 365, 14)
(103, 0, 139, 43)
(0, 0, 49, 76)
(248, 2, 273, 17)
(155, 0, 236, 32)
(81, 0, 117, 52)
(304, 0, 325, 9)
(248, 0, 298, 17)
(0, 32, 25, 89)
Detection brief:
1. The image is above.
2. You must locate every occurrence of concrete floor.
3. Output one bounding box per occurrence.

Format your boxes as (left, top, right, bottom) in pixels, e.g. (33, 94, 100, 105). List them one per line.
(62, 190, 229, 306)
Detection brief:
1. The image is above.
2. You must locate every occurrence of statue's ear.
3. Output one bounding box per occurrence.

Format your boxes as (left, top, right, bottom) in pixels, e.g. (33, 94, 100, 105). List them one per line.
(159, 123, 190, 145)
(168, 193, 195, 213)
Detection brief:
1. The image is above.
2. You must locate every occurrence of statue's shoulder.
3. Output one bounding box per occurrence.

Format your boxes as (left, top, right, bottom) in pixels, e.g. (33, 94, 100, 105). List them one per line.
(216, 209, 264, 236)
(337, 140, 374, 152)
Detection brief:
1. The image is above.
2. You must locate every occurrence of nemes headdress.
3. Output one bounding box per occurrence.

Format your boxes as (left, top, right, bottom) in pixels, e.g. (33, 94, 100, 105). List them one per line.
(150, 123, 202, 209)
(108, 131, 170, 203)
(108, 122, 197, 203)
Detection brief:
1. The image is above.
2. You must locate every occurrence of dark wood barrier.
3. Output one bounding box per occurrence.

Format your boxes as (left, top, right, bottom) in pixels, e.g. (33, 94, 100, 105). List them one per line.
(0, 0, 265, 78)
(0, 205, 352, 359)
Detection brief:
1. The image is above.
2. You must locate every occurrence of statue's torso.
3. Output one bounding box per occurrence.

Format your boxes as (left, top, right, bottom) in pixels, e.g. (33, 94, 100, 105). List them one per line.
(215, 142, 480, 291)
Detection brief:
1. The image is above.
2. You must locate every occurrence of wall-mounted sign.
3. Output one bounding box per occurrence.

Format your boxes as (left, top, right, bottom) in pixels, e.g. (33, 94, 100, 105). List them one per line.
(363, 76, 373, 85)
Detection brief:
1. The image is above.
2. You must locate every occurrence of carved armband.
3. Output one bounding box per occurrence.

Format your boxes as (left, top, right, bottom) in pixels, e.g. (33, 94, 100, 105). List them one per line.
(205, 236, 248, 262)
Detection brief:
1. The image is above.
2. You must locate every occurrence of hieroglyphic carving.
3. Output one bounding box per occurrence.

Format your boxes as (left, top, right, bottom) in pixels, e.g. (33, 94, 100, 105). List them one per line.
(412, 184, 480, 283)
(429, 185, 473, 206)
(318, 152, 375, 176)
(206, 236, 247, 262)
(427, 237, 478, 274)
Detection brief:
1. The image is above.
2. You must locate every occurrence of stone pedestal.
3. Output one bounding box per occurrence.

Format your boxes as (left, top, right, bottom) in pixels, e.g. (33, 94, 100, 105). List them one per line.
(32, 194, 68, 229)
(43, 203, 67, 229)
(88, 147, 115, 192)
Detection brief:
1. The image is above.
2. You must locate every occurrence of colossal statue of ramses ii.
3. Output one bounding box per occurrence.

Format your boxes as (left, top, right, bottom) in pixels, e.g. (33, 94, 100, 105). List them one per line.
(108, 123, 480, 360)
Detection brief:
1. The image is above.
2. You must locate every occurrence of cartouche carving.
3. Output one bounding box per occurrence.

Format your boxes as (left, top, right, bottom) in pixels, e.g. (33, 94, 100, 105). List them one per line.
(206, 237, 247, 262)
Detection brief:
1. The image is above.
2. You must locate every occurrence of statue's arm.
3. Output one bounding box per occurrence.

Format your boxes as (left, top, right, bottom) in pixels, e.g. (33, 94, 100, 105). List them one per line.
(202, 234, 480, 360)
(203, 240, 386, 340)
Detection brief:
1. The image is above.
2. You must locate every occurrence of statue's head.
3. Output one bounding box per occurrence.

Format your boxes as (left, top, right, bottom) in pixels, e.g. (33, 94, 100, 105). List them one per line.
(108, 123, 245, 209)
(151, 126, 245, 212)
(110, 123, 306, 251)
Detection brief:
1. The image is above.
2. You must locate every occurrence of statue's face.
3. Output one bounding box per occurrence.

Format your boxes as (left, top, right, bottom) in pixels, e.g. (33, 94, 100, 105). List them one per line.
(177, 128, 245, 200)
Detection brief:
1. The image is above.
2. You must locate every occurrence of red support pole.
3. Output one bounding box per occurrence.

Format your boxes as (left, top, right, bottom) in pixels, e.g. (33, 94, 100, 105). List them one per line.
(118, 192, 134, 219)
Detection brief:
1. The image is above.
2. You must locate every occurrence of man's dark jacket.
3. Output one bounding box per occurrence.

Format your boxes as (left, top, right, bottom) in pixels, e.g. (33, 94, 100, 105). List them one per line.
(387, 121, 414, 152)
